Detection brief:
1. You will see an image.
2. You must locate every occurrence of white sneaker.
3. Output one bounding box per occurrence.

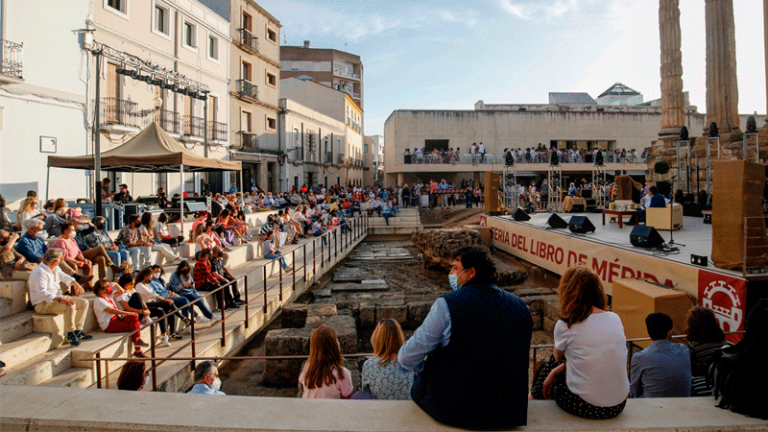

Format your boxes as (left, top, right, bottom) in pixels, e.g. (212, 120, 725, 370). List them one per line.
(158, 335, 171, 347)
(142, 316, 153, 325)
(209, 316, 221, 325)
(195, 315, 210, 324)
(177, 320, 187, 334)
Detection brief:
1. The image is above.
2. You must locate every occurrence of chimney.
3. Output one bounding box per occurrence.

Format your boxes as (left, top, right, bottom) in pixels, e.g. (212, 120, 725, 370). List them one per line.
(303, 40, 310, 49)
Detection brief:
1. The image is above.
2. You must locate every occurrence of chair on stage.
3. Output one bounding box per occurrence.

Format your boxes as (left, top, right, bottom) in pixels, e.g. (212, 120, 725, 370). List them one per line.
(646, 203, 684, 231)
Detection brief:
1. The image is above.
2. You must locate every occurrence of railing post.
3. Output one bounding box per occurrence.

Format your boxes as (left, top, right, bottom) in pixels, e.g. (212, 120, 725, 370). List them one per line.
(244, 274, 249, 329)
(313, 239, 316, 276)
(334, 231, 338, 260)
(303, 243, 307, 284)
(191, 315, 196, 370)
(292, 249, 296, 292)
(150, 324, 157, 391)
(96, 353, 102, 389)
(279, 260, 283, 301)
(220, 287, 226, 347)
(263, 265, 268, 313)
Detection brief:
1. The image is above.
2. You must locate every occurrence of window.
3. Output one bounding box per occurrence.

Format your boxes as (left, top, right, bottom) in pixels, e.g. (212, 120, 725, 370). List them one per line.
(154, 4, 169, 35)
(267, 117, 276, 130)
(242, 12, 252, 31)
(266, 72, 276, 87)
(208, 35, 219, 60)
(183, 21, 197, 48)
(267, 27, 277, 43)
(364, 144, 369, 153)
(241, 111, 252, 132)
(106, 0, 128, 15)
(241, 61, 252, 81)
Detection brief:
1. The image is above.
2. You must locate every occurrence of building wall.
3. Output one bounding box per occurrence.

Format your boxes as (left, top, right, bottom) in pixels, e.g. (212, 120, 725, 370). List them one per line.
(0, 0, 89, 202)
(91, 0, 231, 198)
(363, 136, 374, 187)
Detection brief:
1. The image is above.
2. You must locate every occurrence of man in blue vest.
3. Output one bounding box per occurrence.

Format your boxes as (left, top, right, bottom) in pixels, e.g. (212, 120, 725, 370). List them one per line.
(398, 246, 532, 428)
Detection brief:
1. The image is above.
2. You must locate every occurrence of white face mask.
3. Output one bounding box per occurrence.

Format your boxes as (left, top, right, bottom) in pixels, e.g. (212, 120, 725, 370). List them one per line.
(152, 273, 160, 279)
(211, 377, 222, 391)
(35, 229, 47, 238)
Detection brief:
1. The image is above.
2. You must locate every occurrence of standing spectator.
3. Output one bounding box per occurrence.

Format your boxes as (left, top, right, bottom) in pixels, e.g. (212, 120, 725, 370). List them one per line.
(360, 319, 414, 400)
(116, 215, 152, 271)
(228, 182, 238, 194)
(188, 361, 225, 395)
(112, 184, 134, 204)
(535, 266, 628, 419)
(478, 142, 486, 162)
(92, 280, 147, 357)
(399, 246, 532, 429)
(630, 312, 692, 398)
(100, 178, 114, 203)
(299, 325, 354, 399)
(28, 248, 92, 346)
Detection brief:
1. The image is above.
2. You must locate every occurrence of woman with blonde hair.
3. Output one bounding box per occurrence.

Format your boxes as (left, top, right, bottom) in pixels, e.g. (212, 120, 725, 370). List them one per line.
(532, 265, 628, 419)
(359, 319, 414, 400)
(16, 196, 41, 230)
(298, 324, 353, 399)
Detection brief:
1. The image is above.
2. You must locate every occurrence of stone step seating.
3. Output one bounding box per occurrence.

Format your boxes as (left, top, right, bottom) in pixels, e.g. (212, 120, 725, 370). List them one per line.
(366, 208, 423, 235)
(0, 221, 363, 392)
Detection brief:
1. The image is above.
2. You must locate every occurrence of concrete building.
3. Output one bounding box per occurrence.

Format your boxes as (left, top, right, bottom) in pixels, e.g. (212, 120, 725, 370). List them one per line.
(280, 41, 364, 112)
(200, 0, 282, 192)
(0, 0, 89, 202)
(364, 135, 383, 187)
(281, 77, 364, 187)
(278, 98, 346, 191)
(89, 0, 231, 197)
(597, 82, 644, 106)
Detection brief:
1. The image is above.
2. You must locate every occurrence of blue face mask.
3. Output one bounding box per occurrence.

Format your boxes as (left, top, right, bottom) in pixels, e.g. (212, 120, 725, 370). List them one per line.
(449, 269, 467, 291)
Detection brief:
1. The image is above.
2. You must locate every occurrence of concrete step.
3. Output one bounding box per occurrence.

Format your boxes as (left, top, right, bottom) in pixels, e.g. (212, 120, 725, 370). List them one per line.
(0, 333, 53, 367)
(369, 226, 424, 235)
(0, 310, 34, 344)
(40, 367, 94, 388)
(0, 345, 73, 386)
(0, 280, 28, 313)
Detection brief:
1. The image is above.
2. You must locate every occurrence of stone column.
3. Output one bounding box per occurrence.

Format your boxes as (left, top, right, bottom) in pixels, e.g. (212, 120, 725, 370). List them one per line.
(704, 0, 741, 136)
(659, 0, 686, 138)
(764, 0, 768, 126)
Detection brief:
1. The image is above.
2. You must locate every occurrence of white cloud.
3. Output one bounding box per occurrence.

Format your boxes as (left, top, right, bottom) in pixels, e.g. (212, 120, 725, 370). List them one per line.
(498, 0, 592, 20)
(498, 0, 532, 20)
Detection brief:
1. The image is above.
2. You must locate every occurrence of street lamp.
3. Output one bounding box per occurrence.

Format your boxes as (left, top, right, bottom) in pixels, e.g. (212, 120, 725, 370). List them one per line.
(152, 96, 163, 110)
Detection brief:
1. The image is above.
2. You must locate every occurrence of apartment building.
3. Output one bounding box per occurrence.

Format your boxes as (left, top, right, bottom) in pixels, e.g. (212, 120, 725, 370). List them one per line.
(201, 0, 281, 192)
(281, 41, 364, 112)
(364, 135, 384, 187)
(281, 77, 364, 187)
(91, 0, 231, 196)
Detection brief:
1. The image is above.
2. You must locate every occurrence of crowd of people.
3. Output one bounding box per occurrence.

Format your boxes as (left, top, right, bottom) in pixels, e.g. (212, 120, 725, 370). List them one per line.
(403, 144, 649, 165)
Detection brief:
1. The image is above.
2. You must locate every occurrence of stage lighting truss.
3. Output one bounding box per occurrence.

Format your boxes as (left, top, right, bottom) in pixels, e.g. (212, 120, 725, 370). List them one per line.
(592, 164, 607, 209)
(547, 164, 563, 213)
(503, 164, 517, 212)
(95, 41, 209, 100)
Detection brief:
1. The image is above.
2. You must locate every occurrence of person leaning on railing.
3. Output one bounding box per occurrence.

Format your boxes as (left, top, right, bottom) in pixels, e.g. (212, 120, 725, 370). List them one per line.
(92, 279, 147, 358)
(533, 266, 628, 420)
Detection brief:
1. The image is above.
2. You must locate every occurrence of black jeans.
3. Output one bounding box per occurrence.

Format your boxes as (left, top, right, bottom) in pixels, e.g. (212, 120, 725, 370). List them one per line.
(129, 294, 176, 335)
(197, 281, 235, 309)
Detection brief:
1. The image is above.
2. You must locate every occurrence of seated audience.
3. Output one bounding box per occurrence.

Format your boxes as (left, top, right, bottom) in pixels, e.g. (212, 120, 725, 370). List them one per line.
(193, 248, 229, 311)
(153, 212, 185, 246)
(211, 247, 243, 308)
(399, 246, 532, 429)
(639, 185, 667, 222)
(534, 266, 628, 419)
(359, 319, 414, 400)
(43, 198, 70, 238)
(140, 212, 183, 265)
(0, 229, 34, 278)
(169, 261, 218, 324)
(630, 312, 692, 398)
(85, 216, 131, 272)
(299, 324, 353, 399)
(149, 265, 191, 327)
(261, 230, 292, 272)
(92, 279, 147, 357)
(16, 195, 42, 231)
(133, 267, 178, 347)
(188, 360, 225, 395)
(117, 360, 148, 391)
(50, 221, 95, 288)
(28, 248, 92, 347)
(116, 215, 152, 271)
(686, 306, 732, 396)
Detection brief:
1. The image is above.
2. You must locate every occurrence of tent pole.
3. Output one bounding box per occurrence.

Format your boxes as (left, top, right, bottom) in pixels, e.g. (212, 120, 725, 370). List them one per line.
(239, 169, 243, 196)
(45, 166, 50, 202)
(180, 164, 185, 237)
(94, 49, 103, 218)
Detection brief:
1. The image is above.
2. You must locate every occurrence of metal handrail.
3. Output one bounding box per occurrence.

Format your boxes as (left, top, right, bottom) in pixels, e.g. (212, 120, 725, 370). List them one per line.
(236, 79, 258, 100)
(237, 28, 258, 53)
(1, 39, 23, 78)
(81, 214, 368, 390)
(182, 115, 204, 138)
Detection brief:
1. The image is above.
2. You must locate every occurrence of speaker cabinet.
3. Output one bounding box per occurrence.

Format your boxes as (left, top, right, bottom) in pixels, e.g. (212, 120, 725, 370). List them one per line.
(630, 225, 664, 248)
(484, 172, 503, 214)
(568, 216, 595, 233)
(547, 213, 568, 229)
(513, 208, 531, 221)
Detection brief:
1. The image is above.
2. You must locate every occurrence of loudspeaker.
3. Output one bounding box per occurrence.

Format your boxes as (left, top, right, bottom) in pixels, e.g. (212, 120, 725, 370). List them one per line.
(547, 214, 568, 229)
(629, 225, 664, 248)
(568, 216, 595, 234)
(691, 254, 708, 267)
(513, 208, 531, 222)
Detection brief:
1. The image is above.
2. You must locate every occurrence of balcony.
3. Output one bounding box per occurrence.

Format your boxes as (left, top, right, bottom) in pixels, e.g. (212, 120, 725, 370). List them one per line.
(182, 115, 205, 140)
(0, 39, 23, 84)
(238, 131, 257, 151)
(236, 79, 258, 101)
(333, 68, 359, 80)
(236, 28, 259, 54)
(155, 110, 180, 135)
(337, 154, 345, 164)
(208, 121, 227, 142)
(325, 152, 333, 163)
(352, 92, 361, 99)
(100, 97, 139, 132)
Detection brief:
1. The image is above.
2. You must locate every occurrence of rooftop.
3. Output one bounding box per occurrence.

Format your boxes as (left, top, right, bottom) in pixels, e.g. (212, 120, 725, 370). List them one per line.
(548, 92, 597, 105)
(599, 82, 641, 98)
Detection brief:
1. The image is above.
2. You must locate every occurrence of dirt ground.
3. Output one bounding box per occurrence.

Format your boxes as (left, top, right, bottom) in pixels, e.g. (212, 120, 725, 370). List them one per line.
(420, 207, 485, 227)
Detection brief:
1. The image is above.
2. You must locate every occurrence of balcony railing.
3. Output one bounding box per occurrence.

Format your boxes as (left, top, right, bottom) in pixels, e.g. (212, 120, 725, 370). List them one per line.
(337, 154, 345, 164)
(155, 110, 180, 135)
(238, 132, 257, 151)
(325, 152, 333, 163)
(352, 92, 361, 99)
(208, 121, 227, 142)
(333, 68, 359, 80)
(101, 97, 138, 128)
(182, 115, 205, 138)
(237, 28, 259, 54)
(1, 39, 23, 79)
(236, 79, 258, 101)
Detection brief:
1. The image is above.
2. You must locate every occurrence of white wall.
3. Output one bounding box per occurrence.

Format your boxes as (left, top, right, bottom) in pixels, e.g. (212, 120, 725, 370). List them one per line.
(0, 0, 89, 202)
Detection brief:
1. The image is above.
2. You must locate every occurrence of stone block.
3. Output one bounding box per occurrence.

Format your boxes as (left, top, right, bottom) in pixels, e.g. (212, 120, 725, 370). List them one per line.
(359, 303, 377, 329)
(312, 289, 332, 299)
(543, 317, 557, 334)
(511, 287, 556, 298)
(332, 282, 389, 293)
(376, 304, 408, 326)
(263, 359, 305, 387)
(541, 298, 560, 322)
(530, 310, 543, 331)
(333, 267, 363, 282)
(264, 328, 311, 357)
(406, 300, 433, 329)
(281, 305, 309, 328)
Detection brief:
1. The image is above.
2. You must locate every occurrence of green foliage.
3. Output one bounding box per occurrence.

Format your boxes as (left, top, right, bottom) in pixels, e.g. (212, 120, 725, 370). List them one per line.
(656, 181, 672, 196)
(654, 161, 670, 175)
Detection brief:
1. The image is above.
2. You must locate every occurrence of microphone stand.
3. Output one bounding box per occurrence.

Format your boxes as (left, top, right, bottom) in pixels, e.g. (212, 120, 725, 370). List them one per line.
(660, 176, 685, 252)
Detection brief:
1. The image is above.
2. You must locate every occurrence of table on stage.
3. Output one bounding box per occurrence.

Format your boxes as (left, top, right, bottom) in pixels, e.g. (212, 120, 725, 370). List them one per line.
(602, 208, 638, 229)
(562, 196, 586, 212)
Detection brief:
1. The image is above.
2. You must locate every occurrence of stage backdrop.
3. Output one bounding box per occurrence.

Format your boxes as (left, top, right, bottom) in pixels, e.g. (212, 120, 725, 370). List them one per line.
(483, 215, 747, 340)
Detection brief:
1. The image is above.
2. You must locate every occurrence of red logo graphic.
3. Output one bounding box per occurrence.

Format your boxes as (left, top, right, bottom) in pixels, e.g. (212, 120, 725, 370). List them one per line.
(698, 271, 746, 339)
(479, 216, 487, 227)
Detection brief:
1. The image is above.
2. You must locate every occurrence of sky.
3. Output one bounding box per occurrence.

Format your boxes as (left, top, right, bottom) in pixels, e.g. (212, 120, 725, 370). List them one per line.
(259, 0, 766, 136)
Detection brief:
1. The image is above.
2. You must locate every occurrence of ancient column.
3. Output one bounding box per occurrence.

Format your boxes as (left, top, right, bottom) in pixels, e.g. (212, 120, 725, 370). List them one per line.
(704, 0, 741, 136)
(764, 0, 768, 126)
(659, 0, 686, 138)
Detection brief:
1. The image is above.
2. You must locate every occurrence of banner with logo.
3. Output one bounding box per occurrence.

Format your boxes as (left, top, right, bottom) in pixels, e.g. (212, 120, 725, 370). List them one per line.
(484, 215, 746, 339)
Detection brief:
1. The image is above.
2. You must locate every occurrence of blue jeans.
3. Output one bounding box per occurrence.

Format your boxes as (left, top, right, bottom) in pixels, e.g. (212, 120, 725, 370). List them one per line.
(265, 252, 288, 269)
(383, 212, 392, 225)
(107, 248, 130, 266)
(170, 295, 191, 319)
(180, 290, 214, 319)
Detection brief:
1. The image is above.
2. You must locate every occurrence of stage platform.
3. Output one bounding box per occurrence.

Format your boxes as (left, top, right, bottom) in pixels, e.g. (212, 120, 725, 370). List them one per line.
(482, 212, 765, 336)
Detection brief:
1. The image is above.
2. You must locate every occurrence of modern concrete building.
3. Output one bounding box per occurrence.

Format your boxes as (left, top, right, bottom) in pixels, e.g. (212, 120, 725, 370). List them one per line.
(281, 77, 364, 187)
(364, 135, 383, 187)
(280, 41, 364, 112)
(200, 0, 282, 192)
(90, 0, 231, 197)
(0, 1, 89, 202)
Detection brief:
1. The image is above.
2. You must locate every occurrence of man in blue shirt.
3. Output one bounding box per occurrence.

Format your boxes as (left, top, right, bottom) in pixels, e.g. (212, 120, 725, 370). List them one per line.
(639, 185, 667, 222)
(15, 218, 48, 264)
(187, 361, 225, 395)
(630, 312, 692, 398)
(398, 246, 532, 428)
(227, 182, 238, 194)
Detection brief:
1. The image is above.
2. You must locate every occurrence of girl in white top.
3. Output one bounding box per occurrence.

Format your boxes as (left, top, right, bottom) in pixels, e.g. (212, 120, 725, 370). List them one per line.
(540, 266, 628, 419)
(139, 212, 182, 265)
